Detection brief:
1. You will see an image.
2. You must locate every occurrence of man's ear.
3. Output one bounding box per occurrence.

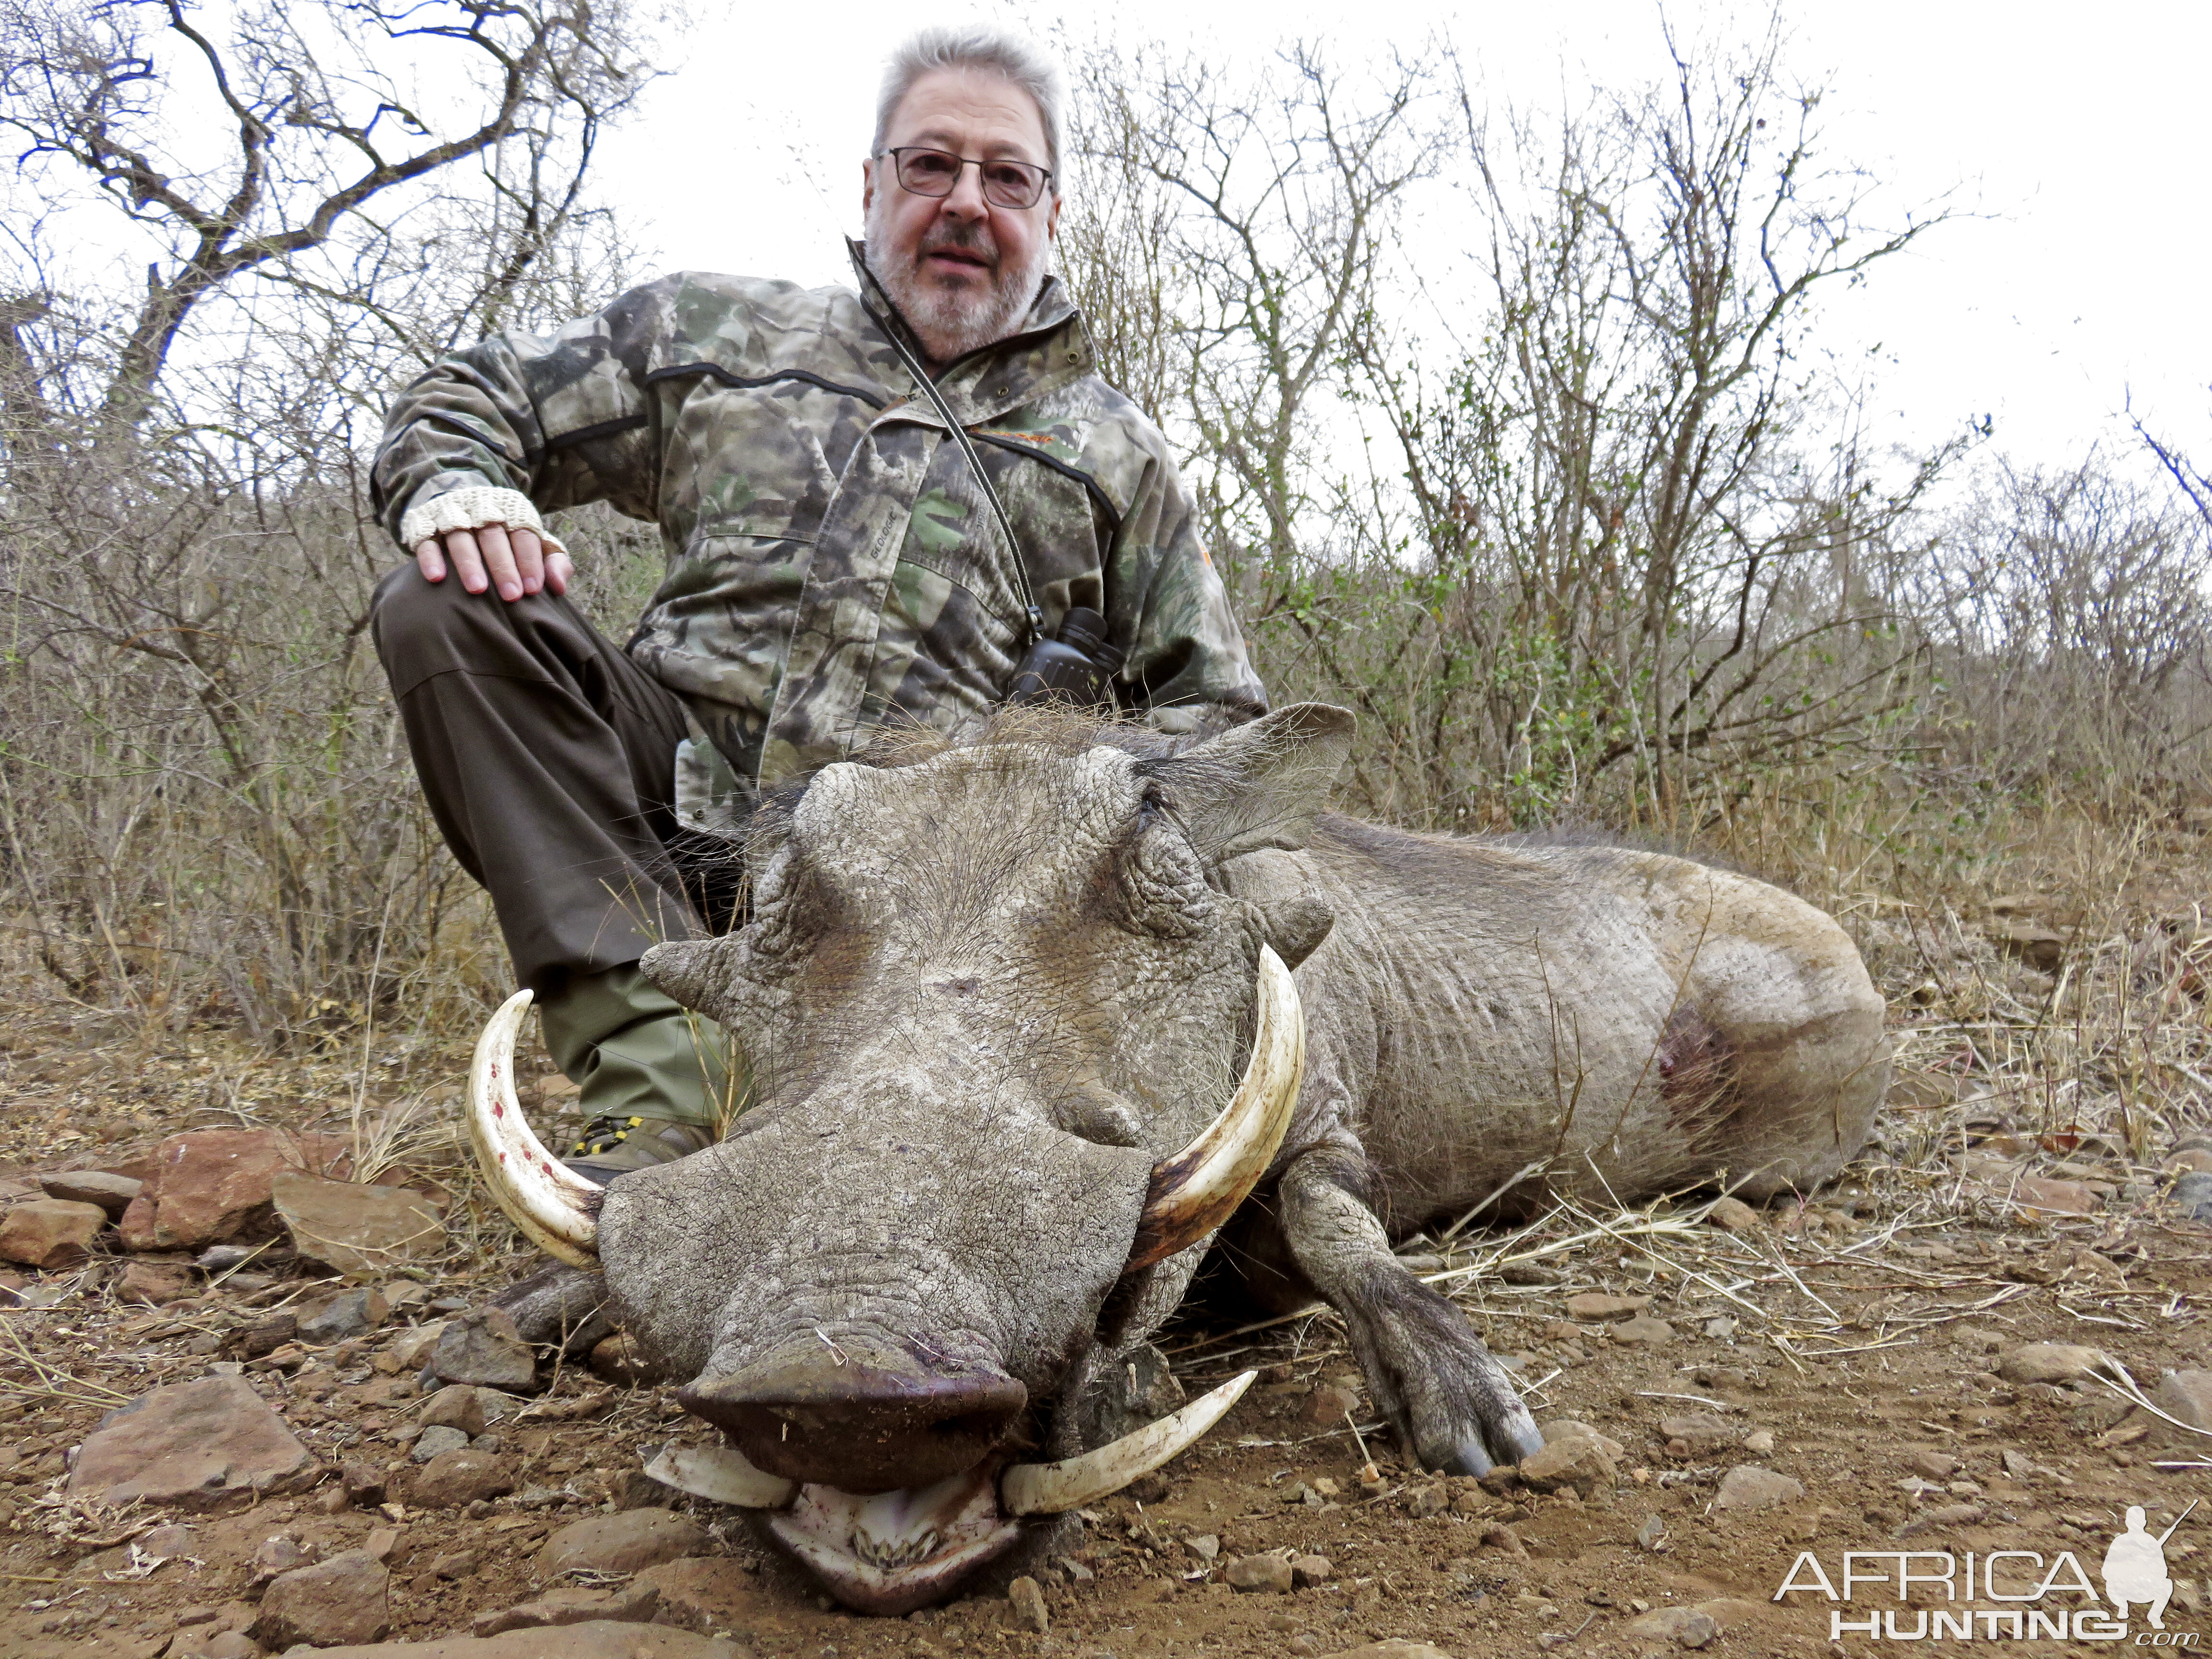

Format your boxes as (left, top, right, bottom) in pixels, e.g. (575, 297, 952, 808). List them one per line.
(639, 935, 745, 1025)
(1141, 703, 1355, 870)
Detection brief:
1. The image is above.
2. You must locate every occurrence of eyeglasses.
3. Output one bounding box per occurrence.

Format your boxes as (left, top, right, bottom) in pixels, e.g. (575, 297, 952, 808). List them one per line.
(881, 147, 1053, 211)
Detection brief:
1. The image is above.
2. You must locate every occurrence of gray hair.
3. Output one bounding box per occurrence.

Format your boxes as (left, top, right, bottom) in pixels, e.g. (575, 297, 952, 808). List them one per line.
(872, 25, 1066, 189)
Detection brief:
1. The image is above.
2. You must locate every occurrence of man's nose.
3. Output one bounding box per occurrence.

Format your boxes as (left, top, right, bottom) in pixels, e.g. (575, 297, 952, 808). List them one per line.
(940, 161, 990, 218)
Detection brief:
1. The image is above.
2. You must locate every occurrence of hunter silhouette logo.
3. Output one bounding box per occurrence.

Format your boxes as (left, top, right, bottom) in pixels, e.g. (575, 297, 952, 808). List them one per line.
(1774, 1500, 2200, 1644)
(2106, 1504, 2196, 1632)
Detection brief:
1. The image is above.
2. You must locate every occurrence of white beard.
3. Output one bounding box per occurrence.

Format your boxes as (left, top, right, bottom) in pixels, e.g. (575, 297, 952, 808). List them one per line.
(863, 194, 1049, 364)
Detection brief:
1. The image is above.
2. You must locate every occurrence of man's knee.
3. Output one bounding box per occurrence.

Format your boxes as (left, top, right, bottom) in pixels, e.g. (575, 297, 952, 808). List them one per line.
(372, 561, 562, 695)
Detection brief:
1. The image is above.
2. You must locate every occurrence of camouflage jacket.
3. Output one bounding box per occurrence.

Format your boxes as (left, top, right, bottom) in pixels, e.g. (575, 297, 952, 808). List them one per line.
(372, 245, 1267, 822)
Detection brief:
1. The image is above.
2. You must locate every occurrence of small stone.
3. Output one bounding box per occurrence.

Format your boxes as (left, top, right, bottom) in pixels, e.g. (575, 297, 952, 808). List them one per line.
(1611, 1315, 1675, 1346)
(1291, 1554, 1335, 1586)
(1500, 1260, 1563, 1286)
(235, 1313, 296, 1358)
(139, 1523, 196, 1557)
(539, 1507, 710, 1576)
(470, 1580, 661, 1635)
(1479, 1523, 1528, 1558)
(1635, 1513, 1666, 1551)
(116, 1258, 195, 1305)
(420, 1383, 489, 1437)
(300, 1284, 390, 1345)
(38, 1170, 143, 1217)
(432, 1307, 538, 1391)
(1056, 1555, 1094, 1582)
(1541, 1419, 1625, 1459)
(2154, 1369, 2212, 1431)
(0, 1198, 107, 1268)
(1702, 1316, 1738, 1341)
(1742, 1429, 1775, 1455)
(340, 1462, 386, 1506)
(1313, 1643, 1455, 1659)
(1657, 1413, 1737, 1454)
(1714, 1465, 1802, 1510)
(1518, 1434, 1616, 1498)
(1301, 1382, 1360, 1427)
(589, 1331, 657, 1385)
(272, 1173, 444, 1280)
(407, 1447, 517, 1508)
(1996, 1342, 2118, 1385)
(361, 1527, 400, 1561)
(1906, 1449, 1958, 1479)
(250, 1532, 317, 1587)
(1626, 1607, 1720, 1648)
(252, 1550, 390, 1648)
(2010, 1176, 2100, 1218)
(1184, 1534, 1220, 1561)
(1009, 1575, 1049, 1634)
(411, 1424, 471, 1463)
(1564, 1292, 1650, 1322)
(1225, 1551, 1295, 1592)
(2172, 1172, 2212, 1222)
(1706, 1196, 1759, 1231)
(71, 1375, 314, 1508)
(637, 1555, 774, 1636)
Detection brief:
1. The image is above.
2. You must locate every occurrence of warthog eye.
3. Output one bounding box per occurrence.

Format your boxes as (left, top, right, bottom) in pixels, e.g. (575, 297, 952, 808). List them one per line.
(1116, 784, 1214, 937)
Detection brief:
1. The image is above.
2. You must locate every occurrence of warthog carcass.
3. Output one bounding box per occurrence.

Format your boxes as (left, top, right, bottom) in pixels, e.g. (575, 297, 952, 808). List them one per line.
(466, 703, 1887, 1613)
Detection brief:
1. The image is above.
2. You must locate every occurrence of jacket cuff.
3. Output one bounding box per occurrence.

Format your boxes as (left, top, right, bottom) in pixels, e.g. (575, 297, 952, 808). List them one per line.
(397, 485, 567, 556)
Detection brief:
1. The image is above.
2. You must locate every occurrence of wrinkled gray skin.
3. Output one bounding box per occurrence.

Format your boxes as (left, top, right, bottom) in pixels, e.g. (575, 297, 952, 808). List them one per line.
(595, 702, 1887, 1599)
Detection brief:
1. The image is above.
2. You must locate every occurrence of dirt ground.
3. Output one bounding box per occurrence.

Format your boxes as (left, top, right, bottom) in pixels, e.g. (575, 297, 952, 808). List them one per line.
(2, 891, 2211, 1658)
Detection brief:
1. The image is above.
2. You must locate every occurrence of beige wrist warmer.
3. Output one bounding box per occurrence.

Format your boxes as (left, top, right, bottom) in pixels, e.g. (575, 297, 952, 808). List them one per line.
(399, 486, 568, 556)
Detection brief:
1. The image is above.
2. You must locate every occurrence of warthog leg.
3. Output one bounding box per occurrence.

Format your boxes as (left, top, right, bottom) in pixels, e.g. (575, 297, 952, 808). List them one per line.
(1276, 1147, 1542, 1477)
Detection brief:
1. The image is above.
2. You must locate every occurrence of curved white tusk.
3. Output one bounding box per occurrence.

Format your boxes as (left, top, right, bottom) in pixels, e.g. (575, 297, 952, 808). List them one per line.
(1124, 946, 1305, 1272)
(1001, 1370, 1257, 1516)
(467, 988, 602, 1269)
(645, 1443, 797, 1510)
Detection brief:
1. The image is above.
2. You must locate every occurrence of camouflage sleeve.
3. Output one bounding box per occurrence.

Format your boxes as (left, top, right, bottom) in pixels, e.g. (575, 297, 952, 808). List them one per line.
(1107, 441, 1270, 726)
(369, 278, 675, 548)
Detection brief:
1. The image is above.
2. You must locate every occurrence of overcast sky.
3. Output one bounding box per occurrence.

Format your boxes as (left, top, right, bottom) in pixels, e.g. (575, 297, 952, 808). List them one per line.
(591, 0, 2212, 489)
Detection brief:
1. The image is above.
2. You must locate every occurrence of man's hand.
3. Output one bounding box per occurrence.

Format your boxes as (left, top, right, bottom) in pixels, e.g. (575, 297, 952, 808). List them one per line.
(414, 523, 573, 601)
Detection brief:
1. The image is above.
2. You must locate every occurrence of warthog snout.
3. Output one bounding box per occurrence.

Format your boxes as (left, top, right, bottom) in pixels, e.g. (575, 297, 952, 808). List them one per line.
(678, 1341, 1029, 1493)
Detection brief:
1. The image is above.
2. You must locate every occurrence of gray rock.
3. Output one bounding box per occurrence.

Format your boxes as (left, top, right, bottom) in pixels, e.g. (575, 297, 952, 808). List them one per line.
(1611, 1315, 1676, 1346)
(1225, 1551, 1295, 1592)
(252, 1550, 391, 1648)
(38, 1170, 143, 1218)
(1517, 1433, 1616, 1497)
(411, 1424, 471, 1463)
(70, 1375, 315, 1509)
(1626, 1606, 1719, 1648)
(407, 1448, 517, 1508)
(1996, 1342, 2118, 1385)
(2154, 1370, 2212, 1431)
(432, 1307, 538, 1392)
(1714, 1465, 1803, 1510)
(300, 1285, 390, 1345)
(2173, 1171, 2212, 1221)
(1291, 1554, 1335, 1586)
(538, 1509, 710, 1577)
(471, 1582, 661, 1635)
(420, 1384, 489, 1437)
(1657, 1412, 1739, 1454)
(1008, 1575, 1049, 1633)
(272, 1173, 444, 1281)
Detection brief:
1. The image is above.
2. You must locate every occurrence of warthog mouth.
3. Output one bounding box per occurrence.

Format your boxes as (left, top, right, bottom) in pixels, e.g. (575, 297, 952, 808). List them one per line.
(643, 1373, 1255, 1615)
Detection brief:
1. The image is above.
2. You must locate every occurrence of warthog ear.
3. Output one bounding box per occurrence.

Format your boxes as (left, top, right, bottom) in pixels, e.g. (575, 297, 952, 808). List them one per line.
(1146, 703, 1355, 869)
(638, 935, 745, 1023)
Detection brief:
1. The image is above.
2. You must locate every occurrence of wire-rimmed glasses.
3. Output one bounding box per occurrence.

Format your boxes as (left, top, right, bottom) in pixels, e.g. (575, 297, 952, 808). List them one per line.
(882, 147, 1053, 210)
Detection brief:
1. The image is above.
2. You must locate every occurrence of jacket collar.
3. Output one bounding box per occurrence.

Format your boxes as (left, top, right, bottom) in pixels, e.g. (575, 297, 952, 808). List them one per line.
(846, 239, 1093, 416)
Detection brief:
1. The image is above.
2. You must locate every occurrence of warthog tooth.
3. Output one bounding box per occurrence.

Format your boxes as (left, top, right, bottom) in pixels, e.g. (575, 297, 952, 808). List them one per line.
(999, 1369, 1258, 1515)
(467, 988, 603, 1268)
(645, 1442, 798, 1510)
(1124, 945, 1305, 1272)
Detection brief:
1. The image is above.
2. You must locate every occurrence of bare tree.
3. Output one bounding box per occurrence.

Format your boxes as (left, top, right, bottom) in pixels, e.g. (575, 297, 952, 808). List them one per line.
(0, 0, 649, 423)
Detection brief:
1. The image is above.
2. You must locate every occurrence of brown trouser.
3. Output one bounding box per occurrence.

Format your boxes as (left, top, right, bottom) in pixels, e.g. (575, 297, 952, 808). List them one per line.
(371, 564, 726, 995)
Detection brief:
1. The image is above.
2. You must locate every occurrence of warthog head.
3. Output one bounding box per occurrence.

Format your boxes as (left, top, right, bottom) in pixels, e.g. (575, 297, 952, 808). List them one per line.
(465, 705, 1352, 1612)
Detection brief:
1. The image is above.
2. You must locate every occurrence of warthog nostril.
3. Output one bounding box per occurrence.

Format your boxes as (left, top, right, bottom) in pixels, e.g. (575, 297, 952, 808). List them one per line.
(678, 1346, 1028, 1494)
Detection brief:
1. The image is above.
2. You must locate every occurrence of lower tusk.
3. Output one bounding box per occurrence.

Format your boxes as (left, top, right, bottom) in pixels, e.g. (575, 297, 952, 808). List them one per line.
(1000, 1370, 1257, 1516)
(467, 988, 602, 1268)
(645, 1443, 797, 1510)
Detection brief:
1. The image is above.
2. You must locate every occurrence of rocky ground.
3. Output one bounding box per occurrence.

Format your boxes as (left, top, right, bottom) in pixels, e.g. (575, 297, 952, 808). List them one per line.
(1, 988, 2210, 1659)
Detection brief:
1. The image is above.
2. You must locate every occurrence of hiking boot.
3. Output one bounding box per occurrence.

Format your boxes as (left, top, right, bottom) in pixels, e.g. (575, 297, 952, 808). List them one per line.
(564, 1113, 717, 1184)
(535, 962, 745, 1182)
